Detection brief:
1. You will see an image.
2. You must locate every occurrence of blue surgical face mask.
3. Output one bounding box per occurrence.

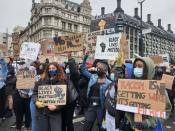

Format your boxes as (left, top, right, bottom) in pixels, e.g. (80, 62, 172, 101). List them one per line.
(110, 73, 115, 81)
(48, 70, 58, 76)
(134, 68, 143, 78)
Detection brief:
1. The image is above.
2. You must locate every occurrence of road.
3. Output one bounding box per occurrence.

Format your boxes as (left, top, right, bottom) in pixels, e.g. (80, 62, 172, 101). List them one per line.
(0, 113, 175, 131)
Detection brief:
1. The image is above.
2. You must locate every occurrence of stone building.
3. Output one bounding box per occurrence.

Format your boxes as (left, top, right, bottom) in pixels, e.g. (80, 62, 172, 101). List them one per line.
(19, 0, 91, 44)
(91, 0, 175, 63)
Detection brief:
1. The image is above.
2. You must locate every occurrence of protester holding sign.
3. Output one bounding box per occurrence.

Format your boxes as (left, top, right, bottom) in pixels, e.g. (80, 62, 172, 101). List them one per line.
(125, 57, 171, 131)
(13, 62, 34, 131)
(32, 62, 66, 131)
(126, 57, 157, 130)
(80, 54, 112, 131)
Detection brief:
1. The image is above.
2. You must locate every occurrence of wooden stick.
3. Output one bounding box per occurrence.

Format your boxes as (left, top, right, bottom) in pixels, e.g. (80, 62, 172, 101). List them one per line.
(134, 113, 143, 131)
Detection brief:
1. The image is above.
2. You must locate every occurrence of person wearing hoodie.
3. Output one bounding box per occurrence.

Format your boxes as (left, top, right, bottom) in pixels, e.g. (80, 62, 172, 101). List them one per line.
(32, 62, 66, 131)
(80, 55, 112, 131)
(125, 57, 172, 131)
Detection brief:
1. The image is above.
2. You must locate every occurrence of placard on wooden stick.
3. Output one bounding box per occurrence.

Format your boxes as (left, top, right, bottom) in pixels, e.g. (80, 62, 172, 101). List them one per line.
(116, 79, 166, 119)
(161, 74, 174, 90)
(16, 70, 35, 89)
(38, 85, 67, 106)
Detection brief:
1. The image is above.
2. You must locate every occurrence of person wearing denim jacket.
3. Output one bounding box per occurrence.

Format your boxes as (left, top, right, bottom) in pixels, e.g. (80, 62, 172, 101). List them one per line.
(80, 58, 112, 131)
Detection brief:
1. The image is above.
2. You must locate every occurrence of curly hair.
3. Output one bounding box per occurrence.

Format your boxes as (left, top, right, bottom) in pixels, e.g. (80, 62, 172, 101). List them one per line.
(43, 62, 65, 81)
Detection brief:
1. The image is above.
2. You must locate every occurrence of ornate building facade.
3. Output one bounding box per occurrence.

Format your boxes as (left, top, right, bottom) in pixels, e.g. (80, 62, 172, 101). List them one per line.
(91, 0, 175, 63)
(19, 0, 91, 44)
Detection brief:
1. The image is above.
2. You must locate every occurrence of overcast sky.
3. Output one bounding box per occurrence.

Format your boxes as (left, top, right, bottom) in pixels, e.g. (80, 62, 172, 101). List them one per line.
(0, 0, 175, 33)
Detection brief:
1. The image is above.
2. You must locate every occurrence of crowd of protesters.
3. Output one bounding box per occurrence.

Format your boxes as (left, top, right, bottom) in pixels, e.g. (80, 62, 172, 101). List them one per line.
(0, 52, 175, 131)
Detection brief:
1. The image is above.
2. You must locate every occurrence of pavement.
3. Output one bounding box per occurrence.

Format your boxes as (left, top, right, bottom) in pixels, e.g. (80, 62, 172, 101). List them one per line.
(1, 113, 175, 131)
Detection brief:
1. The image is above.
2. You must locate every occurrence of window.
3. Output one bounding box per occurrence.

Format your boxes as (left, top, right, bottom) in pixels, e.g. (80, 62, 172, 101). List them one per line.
(67, 14, 71, 19)
(74, 25, 78, 32)
(44, 17, 51, 25)
(68, 23, 72, 31)
(55, 18, 59, 26)
(43, 30, 52, 38)
(55, 8, 59, 14)
(45, 8, 51, 14)
(62, 21, 66, 29)
(74, 16, 78, 21)
(62, 12, 65, 17)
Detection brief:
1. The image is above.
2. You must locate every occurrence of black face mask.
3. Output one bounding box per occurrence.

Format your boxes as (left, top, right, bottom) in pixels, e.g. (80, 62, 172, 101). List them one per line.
(97, 68, 105, 77)
(157, 68, 163, 75)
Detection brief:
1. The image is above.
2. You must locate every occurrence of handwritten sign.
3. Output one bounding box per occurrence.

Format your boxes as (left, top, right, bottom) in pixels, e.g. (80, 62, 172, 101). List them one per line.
(94, 33, 121, 60)
(116, 79, 166, 119)
(40, 39, 55, 56)
(38, 85, 67, 106)
(150, 56, 163, 65)
(20, 42, 41, 61)
(120, 33, 129, 59)
(162, 74, 174, 90)
(54, 34, 83, 54)
(16, 69, 36, 89)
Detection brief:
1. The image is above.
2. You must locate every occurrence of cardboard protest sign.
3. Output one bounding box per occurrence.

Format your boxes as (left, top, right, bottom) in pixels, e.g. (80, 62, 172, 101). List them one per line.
(20, 42, 41, 61)
(40, 39, 55, 56)
(38, 85, 67, 106)
(16, 69, 36, 89)
(119, 33, 129, 59)
(161, 74, 174, 90)
(54, 34, 84, 54)
(94, 33, 122, 60)
(150, 56, 163, 65)
(13, 43, 20, 59)
(116, 79, 166, 119)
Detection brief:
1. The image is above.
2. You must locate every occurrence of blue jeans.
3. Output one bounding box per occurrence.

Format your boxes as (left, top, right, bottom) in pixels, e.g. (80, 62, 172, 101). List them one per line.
(30, 100, 36, 131)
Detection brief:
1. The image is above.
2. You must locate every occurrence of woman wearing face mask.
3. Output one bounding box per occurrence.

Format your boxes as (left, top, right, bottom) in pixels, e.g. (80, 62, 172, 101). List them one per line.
(80, 55, 112, 131)
(32, 62, 66, 131)
(105, 63, 133, 131)
(125, 57, 172, 131)
(30, 63, 47, 131)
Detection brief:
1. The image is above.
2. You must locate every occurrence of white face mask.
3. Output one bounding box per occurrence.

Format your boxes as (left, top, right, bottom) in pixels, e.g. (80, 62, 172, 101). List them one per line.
(65, 68, 70, 74)
(134, 68, 143, 78)
(110, 73, 115, 81)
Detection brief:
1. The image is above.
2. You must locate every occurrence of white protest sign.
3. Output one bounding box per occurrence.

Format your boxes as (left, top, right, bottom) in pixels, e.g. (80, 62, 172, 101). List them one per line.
(94, 33, 121, 60)
(20, 42, 41, 61)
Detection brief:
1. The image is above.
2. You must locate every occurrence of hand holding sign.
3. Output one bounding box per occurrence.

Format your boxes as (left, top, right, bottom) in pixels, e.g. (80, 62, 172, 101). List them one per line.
(48, 104, 57, 111)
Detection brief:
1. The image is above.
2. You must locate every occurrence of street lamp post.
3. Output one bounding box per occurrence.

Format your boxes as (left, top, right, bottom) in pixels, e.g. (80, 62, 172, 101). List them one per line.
(138, 0, 146, 57)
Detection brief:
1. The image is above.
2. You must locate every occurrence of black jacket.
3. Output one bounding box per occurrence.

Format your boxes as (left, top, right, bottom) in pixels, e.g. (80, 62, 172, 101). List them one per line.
(32, 78, 66, 114)
(5, 64, 16, 89)
(66, 58, 80, 91)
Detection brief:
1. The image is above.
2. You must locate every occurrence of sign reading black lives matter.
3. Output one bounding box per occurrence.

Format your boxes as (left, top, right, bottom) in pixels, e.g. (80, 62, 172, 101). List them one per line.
(38, 85, 67, 106)
(116, 79, 166, 119)
(94, 33, 122, 60)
